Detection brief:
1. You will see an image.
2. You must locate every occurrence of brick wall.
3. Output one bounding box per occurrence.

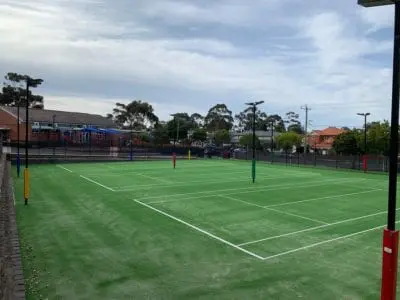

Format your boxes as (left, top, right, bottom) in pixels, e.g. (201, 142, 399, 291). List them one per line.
(0, 110, 32, 143)
(0, 155, 26, 299)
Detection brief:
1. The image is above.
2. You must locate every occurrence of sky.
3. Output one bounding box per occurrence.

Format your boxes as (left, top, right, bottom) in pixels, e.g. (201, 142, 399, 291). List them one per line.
(0, 0, 395, 130)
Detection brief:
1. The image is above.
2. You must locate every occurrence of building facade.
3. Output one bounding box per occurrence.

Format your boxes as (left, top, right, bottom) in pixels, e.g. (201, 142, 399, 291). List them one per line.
(0, 106, 116, 145)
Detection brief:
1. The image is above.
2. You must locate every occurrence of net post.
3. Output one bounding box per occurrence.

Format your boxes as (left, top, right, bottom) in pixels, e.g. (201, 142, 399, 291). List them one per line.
(172, 152, 176, 169)
(381, 229, 399, 300)
(363, 155, 368, 173)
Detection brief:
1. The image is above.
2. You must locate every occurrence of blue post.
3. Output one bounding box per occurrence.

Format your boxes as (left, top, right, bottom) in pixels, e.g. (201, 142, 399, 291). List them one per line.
(16, 154, 20, 177)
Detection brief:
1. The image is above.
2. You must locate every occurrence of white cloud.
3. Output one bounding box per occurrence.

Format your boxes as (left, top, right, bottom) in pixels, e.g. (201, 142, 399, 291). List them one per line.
(43, 94, 205, 121)
(358, 5, 393, 32)
(0, 0, 394, 127)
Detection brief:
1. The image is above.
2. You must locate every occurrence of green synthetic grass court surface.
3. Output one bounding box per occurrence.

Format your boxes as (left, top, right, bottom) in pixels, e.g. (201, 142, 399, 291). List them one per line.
(13, 159, 400, 299)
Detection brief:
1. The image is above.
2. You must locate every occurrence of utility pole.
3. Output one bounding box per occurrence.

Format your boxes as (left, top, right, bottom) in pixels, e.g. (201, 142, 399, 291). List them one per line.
(301, 105, 311, 163)
(270, 120, 275, 163)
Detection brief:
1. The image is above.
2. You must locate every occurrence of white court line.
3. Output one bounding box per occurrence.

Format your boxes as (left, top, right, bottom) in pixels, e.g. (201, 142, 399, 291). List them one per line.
(146, 178, 367, 205)
(79, 175, 115, 192)
(264, 189, 384, 208)
(133, 199, 264, 260)
(238, 208, 399, 246)
(262, 221, 400, 261)
(137, 173, 173, 184)
(57, 165, 73, 173)
(114, 174, 314, 190)
(218, 195, 329, 225)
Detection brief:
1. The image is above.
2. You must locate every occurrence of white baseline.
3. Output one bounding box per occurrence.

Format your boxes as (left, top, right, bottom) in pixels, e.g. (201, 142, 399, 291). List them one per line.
(133, 199, 264, 260)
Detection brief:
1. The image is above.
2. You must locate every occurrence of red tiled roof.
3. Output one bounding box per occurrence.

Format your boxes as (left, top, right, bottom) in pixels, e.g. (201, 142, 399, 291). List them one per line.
(318, 127, 345, 136)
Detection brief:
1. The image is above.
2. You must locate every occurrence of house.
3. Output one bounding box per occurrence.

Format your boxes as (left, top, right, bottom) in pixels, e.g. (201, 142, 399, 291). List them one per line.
(230, 130, 280, 145)
(308, 127, 346, 154)
(0, 106, 116, 145)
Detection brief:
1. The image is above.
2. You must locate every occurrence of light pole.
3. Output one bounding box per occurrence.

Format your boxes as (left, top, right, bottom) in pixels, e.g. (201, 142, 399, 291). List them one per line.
(24, 78, 30, 205)
(17, 98, 21, 177)
(245, 101, 264, 183)
(52, 114, 56, 156)
(358, 1, 400, 300)
(357, 112, 370, 155)
(130, 123, 133, 161)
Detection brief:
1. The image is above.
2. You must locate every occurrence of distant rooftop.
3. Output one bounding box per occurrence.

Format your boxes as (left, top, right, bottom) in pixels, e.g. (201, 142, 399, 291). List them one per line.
(1, 106, 115, 128)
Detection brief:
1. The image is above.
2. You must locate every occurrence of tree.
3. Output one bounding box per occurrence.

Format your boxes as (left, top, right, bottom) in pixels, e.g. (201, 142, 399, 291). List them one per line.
(285, 111, 303, 134)
(287, 123, 304, 134)
(214, 129, 231, 146)
(332, 130, 361, 155)
(205, 104, 234, 131)
(235, 107, 268, 132)
(111, 100, 159, 129)
(266, 114, 285, 132)
(167, 113, 194, 142)
(191, 128, 207, 142)
(190, 113, 204, 128)
(367, 121, 390, 155)
(0, 72, 44, 108)
(276, 132, 302, 152)
(239, 134, 261, 149)
(152, 123, 170, 146)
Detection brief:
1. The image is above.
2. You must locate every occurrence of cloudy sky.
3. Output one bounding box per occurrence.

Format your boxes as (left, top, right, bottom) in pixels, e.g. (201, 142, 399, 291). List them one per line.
(0, 0, 394, 129)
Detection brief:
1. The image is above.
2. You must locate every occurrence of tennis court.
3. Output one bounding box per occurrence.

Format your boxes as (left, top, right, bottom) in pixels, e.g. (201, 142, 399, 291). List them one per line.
(14, 159, 399, 299)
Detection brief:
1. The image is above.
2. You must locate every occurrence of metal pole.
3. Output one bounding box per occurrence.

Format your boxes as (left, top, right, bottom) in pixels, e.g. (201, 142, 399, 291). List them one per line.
(130, 124, 133, 161)
(24, 80, 29, 205)
(17, 103, 20, 177)
(387, 1, 400, 232)
(270, 120, 274, 163)
(176, 118, 180, 145)
(252, 105, 256, 183)
(25, 82, 29, 169)
(364, 114, 367, 155)
(52, 115, 56, 156)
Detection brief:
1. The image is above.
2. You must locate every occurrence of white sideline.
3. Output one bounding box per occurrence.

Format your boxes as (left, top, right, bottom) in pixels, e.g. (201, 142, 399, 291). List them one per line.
(218, 195, 329, 225)
(146, 178, 366, 204)
(79, 175, 115, 192)
(57, 165, 73, 173)
(133, 199, 264, 260)
(238, 208, 399, 246)
(264, 189, 383, 208)
(261, 221, 400, 261)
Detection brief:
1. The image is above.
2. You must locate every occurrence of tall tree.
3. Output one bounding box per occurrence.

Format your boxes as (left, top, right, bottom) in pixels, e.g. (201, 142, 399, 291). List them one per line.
(167, 114, 191, 142)
(285, 111, 303, 134)
(367, 121, 390, 155)
(276, 132, 302, 152)
(266, 114, 285, 132)
(0, 72, 44, 108)
(152, 123, 170, 146)
(214, 129, 231, 146)
(112, 100, 159, 129)
(205, 104, 234, 131)
(191, 128, 207, 143)
(239, 133, 261, 149)
(235, 107, 268, 132)
(332, 130, 361, 155)
(190, 113, 204, 128)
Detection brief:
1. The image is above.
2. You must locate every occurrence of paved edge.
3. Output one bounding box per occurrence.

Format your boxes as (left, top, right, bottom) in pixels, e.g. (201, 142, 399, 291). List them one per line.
(0, 154, 26, 300)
